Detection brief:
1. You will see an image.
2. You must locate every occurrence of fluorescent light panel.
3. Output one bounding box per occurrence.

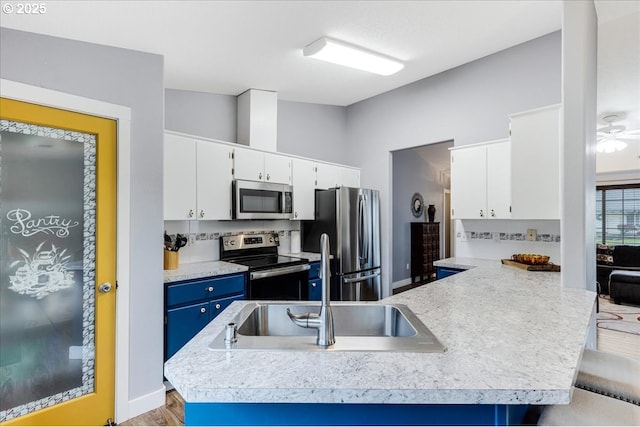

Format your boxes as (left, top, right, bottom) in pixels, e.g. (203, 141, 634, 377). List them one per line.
(303, 37, 404, 76)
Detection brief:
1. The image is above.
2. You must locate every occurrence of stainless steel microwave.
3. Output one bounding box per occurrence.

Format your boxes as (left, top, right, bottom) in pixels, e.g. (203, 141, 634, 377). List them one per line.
(232, 179, 294, 220)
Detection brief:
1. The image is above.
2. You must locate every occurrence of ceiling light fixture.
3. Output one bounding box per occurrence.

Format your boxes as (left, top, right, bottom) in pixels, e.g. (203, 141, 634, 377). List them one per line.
(303, 37, 404, 76)
(596, 113, 639, 153)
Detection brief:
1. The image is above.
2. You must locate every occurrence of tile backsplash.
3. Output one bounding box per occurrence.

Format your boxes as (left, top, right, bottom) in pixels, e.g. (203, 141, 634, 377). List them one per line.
(164, 220, 300, 264)
(454, 219, 561, 263)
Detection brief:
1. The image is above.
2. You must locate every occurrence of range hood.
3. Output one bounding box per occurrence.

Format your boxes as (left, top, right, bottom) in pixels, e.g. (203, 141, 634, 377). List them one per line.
(237, 89, 277, 152)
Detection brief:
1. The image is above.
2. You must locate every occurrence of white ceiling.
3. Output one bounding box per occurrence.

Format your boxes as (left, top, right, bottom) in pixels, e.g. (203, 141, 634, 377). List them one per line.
(1, 0, 638, 131)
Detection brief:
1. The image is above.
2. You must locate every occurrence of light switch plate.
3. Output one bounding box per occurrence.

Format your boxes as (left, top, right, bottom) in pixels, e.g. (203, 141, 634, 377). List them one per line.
(526, 229, 537, 241)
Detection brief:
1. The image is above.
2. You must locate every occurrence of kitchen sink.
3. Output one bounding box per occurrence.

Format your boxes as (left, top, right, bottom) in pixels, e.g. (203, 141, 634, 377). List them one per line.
(208, 302, 446, 352)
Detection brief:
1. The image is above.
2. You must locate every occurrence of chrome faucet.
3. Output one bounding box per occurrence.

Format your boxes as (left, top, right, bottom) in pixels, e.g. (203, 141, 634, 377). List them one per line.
(287, 233, 335, 347)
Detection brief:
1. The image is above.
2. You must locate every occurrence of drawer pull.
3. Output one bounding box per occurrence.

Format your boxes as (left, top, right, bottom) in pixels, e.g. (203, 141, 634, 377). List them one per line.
(207, 286, 214, 292)
(215, 303, 221, 309)
(200, 307, 206, 314)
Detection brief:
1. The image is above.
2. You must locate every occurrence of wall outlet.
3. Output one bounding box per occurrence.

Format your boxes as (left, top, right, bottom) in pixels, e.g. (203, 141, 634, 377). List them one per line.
(406, 263, 410, 270)
(526, 229, 537, 241)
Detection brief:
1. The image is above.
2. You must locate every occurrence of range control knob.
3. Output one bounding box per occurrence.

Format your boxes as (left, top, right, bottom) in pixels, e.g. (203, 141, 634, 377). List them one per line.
(230, 240, 236, 246)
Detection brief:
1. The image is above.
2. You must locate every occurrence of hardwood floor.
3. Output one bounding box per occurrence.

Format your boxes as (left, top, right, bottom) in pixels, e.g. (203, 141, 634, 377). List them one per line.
(119, 389, 184, 426)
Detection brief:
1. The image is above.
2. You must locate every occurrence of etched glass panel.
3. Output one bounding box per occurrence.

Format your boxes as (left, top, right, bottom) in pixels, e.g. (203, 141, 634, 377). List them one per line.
(0, 120, 96, 421)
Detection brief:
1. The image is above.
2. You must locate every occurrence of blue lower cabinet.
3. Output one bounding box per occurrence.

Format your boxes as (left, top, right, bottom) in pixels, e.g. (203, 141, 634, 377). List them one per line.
(436, 267, 465, 280)
(308, 262, 322, 301)
(308, 278, 322, 301)
(184, 402, 529, 426)
(165, 272, 246, 360)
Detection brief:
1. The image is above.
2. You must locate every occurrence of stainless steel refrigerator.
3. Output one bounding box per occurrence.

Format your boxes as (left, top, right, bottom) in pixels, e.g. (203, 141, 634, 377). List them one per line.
(302, 187, 381, 301)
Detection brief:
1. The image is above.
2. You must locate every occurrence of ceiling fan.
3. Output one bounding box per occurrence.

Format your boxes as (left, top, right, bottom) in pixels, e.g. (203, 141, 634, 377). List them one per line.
(596, 113, 640, 153)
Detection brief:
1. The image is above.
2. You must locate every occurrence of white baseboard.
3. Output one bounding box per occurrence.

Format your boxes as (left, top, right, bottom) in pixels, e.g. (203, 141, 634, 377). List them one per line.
(392, 278, 412, 289)
(126, 384, 167, 421)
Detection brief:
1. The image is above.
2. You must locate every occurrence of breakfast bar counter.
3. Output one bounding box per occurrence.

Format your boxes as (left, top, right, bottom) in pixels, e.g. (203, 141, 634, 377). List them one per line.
(164, 257, 596, 425)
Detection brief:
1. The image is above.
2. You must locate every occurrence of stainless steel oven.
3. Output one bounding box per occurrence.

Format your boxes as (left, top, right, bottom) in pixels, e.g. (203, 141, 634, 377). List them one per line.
(232, 179, 293, 220)
(220, 233, 310, 300)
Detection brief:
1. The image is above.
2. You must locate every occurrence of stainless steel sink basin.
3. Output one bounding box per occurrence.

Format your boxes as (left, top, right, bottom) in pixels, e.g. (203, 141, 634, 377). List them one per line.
(209, 302, 446, 352)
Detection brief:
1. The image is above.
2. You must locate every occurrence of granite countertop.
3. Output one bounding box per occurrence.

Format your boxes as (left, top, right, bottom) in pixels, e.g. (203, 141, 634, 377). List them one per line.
(163, 261, 248, 284)
(164, 257, 596, 405)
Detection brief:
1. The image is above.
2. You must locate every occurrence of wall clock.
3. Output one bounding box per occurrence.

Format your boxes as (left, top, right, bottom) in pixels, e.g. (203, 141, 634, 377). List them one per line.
(411, 193, 424, 218)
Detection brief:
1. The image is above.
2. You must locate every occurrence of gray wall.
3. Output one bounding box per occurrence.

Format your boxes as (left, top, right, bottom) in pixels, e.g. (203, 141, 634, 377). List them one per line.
(165, 90, 350, 165)
(392, 142, 452, 283)
(165, 89, 237, 142)
(277, 100, 348, 164)
(0, 28, 165, 401)
(346, 31, 562, 297)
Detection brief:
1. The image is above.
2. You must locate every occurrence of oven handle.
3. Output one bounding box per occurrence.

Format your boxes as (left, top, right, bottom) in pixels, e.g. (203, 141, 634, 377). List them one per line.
(250, 264, 311, 280)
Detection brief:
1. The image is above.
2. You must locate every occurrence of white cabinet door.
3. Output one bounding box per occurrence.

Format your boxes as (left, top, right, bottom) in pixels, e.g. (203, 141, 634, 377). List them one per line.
(196, 141, 233, 220)
(486, 141, 511, 219)
(164, 133, 197, 220)
(510, 105, 560, 219)
(233, 146, 264, 182)
(264, 152, 292, 185)
(450, 145, 487, 219)
(291, 158, 316, 220)
(316, 163, 340, 189)
(340, 167, 360, 188)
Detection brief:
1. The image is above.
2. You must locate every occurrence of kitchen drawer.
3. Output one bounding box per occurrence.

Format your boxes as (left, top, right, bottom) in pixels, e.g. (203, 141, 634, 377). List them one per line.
(308, 278, 322, 301)
(165, 301, 211, 359)
(209, 294, 243, 319)
(166, 273, 245, 307)
(308, 262, 321, 280)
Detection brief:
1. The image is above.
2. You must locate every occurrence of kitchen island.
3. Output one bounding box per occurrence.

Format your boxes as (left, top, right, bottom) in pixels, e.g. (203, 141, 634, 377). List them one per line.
(164, 257, 596, 425)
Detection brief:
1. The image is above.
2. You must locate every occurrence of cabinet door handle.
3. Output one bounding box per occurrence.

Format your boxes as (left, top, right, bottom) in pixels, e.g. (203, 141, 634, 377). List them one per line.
(200, 210, 205, 218)
(259, 172, 263, 180)
(206, 286, 214, 292)
(311, 282, 316, 287)
(295, 212, 298, 218)
(266, 173, 270, 181)
(491, 209, 495, 217)
(215, 303, 221, 309)
(479, 209, 484, 218)
(188, 209, 194, 218)
(200, 307, 206, 314)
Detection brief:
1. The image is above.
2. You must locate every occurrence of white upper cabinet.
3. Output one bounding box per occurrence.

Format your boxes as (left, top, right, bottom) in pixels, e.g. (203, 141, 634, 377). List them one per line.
(451, 144, 487, 219)
(196, 141, 233, 220)
(291, 158, 316, 220)
(164, 133, 197, 220)
(316, 163, 340, 189)
(340, 167, 361, 188)
(486, 141, 511, 219)
(264, 152, 292, 185)
(509, 105, 560, 219)
(450, 139, 511, 219)
(233, 146, 291, 185)
(164, 133, 233, 221)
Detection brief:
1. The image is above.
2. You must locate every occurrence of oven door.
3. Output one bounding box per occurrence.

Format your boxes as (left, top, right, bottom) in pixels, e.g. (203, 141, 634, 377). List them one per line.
(248, 264, 310, 300)
(233, 179, 293, 220)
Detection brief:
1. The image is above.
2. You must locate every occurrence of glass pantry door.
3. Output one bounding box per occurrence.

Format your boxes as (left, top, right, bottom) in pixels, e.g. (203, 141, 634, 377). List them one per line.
(0, 98, 116, 426)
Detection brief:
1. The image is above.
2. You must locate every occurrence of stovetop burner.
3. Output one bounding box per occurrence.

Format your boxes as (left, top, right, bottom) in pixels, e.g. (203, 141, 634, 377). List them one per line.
(219, 232, 308, 271)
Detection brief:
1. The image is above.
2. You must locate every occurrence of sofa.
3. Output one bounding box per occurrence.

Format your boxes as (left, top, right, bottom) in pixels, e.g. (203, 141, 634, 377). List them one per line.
(596, 244, 640, 305)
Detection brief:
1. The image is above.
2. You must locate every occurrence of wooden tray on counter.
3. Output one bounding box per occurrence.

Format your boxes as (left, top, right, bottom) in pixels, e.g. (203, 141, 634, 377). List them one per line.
(501, 259, 561, 272)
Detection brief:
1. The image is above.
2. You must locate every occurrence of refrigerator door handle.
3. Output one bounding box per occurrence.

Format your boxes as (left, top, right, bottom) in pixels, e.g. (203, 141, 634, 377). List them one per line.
(363, 193, 369, 265)
(342, 270, 381, 283)
(357, 194, 365, 264)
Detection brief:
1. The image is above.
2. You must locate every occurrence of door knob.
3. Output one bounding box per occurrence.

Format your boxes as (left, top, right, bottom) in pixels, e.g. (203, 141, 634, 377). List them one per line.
(98, 282, 113, 294)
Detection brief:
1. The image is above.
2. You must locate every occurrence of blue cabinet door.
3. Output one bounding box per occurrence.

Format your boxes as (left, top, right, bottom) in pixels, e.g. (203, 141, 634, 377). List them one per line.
(436, 267, 465, 280)
(166, 301, 211, 360)
(308, 278, 322, 301)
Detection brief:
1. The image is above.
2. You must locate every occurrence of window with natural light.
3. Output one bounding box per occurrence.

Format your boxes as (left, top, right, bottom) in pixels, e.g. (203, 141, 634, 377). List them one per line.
(596, 185, 640, 245)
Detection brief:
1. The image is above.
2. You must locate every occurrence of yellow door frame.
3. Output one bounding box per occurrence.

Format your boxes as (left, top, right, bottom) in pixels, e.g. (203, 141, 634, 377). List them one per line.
(0, 97, 117, 426)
